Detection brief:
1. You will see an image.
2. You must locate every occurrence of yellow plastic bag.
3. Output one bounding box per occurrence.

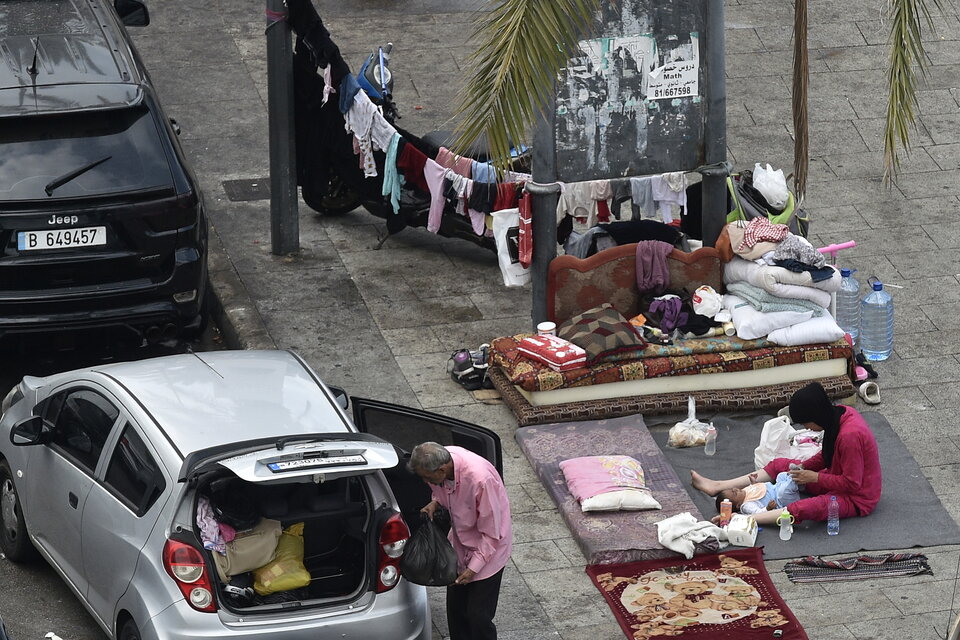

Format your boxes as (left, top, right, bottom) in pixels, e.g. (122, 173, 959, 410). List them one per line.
(253, 522, 311, 595)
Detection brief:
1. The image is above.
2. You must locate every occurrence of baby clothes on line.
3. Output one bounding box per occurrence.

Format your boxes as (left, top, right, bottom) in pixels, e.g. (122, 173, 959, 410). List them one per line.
(472, 160, 496, 183)
(424, 158, 448, 233)
(343, 92, 378, 177)
(436, 147, 473, 178)
(322, 65, 336, 106)
(650, 172, 687, 223)
(381, 132, 405, 214)
(590, 180, 613, 223)
(396, 140, 428, 193)
(369, 110, 395, 152)
(629, 176, 657, 220)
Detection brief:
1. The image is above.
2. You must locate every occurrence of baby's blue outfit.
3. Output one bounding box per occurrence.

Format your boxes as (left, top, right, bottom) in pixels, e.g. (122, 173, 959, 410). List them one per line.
(741, 472, 800, 514)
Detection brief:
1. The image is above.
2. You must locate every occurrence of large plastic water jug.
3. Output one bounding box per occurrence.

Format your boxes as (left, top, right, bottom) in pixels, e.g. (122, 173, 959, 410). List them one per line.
(836, 268, 860, 342)
(860, 281, 893, 361)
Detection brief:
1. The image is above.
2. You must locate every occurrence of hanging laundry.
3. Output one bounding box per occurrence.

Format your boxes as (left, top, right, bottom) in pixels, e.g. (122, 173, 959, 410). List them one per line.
(343, 92, 379, 177)
(396, 139, 428, 193)
(492, 208, 530, 287)
(494, 182, 521, 211)
(556, 181, 598, 233)
(468, 180, 498, 215)
(589, 180, 613, 223)
(629, 176, 657, 220)
(424, 158, 448, 233)
(338, 73, 361, 114)
(518, 192, 533, 268)
(463, 182, 488, 235)
(472, 160, 496, 183)
(369, 110, 396, 152)
(381, 132, 405, 214)
(436, 147, 473, 178)
(442, 171, 470, 215)
(650, 172, 688, 224)
(321, 65, 336, 106)
(610, 179, 632, 220)
(504, 170, 532, 183)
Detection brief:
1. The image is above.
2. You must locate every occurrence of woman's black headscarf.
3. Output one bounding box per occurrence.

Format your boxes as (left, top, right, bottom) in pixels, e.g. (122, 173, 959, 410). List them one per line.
(789, 382, 845, 467)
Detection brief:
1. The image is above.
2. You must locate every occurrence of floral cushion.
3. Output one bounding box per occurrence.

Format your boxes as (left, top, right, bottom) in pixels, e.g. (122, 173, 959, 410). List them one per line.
(557, 303, 647, 362)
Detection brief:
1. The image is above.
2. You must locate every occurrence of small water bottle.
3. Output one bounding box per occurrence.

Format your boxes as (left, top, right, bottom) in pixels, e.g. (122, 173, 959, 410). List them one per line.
(703, 425, 717, 456)
(835, 268, 861, 343)
(860, 281, 894, 361)
(827, 495, 840, 535)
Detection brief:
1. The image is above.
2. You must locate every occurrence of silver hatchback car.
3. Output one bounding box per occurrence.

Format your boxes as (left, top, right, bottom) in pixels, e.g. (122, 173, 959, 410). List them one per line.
(0, 350, 501, 640)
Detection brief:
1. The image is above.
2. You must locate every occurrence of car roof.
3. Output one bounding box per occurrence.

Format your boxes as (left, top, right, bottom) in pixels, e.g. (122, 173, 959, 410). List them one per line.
(91, 350, 352, 458)
(0, 0, 143, 115)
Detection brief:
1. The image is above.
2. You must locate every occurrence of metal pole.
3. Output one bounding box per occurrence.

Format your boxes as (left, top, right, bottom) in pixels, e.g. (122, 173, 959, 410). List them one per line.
(530, 95, 559, 329)
(266, 0, 299, 255)
(702, 0, 727, 247)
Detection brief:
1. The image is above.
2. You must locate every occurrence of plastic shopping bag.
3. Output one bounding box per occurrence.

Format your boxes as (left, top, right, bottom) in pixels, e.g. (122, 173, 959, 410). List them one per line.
(399, 517, 459, 586)
(752, 163, 789, 210)
(253, 522, 311, 595)
(667, 396, 712, 448)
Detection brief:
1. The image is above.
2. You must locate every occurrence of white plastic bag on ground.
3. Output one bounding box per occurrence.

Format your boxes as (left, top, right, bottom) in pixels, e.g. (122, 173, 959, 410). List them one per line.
(752, 163, 788, 210)
(668, 396, 712, 448)
(753, 413, 824, 468)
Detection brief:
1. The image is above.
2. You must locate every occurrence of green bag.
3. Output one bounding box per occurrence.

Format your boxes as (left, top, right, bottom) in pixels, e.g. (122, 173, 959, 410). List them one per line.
(726, 174, 809, 237)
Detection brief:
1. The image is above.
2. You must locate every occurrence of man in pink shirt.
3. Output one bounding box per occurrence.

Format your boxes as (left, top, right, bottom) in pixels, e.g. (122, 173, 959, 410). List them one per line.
(410, 442, 512, 640)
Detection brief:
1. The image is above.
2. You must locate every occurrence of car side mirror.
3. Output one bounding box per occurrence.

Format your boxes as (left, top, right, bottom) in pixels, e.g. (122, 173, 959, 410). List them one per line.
(10, 416, 52, 446)
(114, 0, 150, 26)
(328, 386, 349, 410)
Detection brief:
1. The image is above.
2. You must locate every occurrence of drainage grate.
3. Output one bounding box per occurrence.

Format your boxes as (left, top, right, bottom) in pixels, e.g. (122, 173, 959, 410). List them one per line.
(222, 178, 271, 202)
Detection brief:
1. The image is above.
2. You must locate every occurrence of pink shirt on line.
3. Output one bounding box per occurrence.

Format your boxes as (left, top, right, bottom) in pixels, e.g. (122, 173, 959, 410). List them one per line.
(430, 446, 512, 580)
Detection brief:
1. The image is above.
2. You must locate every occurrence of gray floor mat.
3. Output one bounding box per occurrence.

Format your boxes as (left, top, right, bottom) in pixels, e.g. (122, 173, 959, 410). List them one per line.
(650, 410, 960, 561)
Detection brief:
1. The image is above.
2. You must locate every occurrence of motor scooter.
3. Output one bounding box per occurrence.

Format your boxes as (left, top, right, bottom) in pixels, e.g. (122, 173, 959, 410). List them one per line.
(288, 2, 527, 251)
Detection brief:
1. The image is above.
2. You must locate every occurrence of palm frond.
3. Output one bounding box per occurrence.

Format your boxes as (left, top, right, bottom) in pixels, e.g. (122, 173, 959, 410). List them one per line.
(884, 0, 941, 183)
(450, 0, 601, 169)
(792, 0, 809, 204)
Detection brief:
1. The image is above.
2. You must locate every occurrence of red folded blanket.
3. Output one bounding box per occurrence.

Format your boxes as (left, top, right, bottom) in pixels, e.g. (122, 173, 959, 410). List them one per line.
(518, 335, 587, 372)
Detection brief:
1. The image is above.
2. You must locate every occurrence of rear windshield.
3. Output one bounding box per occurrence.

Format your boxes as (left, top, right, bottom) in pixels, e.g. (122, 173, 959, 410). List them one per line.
(0, 106, 174, 201)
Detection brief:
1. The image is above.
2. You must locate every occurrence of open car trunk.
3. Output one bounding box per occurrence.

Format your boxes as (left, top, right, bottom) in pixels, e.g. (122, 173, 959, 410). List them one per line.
(193, 470, 374, 611)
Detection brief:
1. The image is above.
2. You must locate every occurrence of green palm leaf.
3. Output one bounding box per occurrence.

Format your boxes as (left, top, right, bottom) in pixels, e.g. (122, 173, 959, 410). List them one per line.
(450, 0, 601, 169)
(884, 0, 940, 183)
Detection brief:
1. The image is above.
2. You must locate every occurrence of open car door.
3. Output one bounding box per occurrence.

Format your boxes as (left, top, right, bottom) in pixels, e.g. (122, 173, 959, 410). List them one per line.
(350, 397, 503, 533)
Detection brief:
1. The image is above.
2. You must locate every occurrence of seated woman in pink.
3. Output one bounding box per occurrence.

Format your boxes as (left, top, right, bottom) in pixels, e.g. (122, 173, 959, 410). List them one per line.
(691, 382, 881, 526)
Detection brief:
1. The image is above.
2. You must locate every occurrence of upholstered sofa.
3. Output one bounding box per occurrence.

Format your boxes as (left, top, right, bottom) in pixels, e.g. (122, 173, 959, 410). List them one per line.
(489, 245, 856, 426)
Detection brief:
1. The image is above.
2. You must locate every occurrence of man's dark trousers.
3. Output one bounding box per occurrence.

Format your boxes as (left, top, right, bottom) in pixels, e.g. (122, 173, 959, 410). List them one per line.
(446, 568, 505, 640)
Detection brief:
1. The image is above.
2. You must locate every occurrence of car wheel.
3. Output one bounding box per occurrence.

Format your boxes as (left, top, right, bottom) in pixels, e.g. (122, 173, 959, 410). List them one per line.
(0, 459, 37, 562)
(118, 618, 141, 640)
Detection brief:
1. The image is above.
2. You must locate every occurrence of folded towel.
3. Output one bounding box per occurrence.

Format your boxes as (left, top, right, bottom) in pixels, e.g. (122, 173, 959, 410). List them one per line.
(656, 512, 729, 560)
(726, 282, 825, 316)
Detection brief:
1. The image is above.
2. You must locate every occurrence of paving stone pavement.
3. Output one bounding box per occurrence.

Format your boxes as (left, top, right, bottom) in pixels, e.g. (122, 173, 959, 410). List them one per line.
(130, 0, 960, 637)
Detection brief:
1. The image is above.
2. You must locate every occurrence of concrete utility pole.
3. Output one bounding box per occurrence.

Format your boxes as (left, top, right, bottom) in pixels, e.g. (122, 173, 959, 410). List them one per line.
(266, 0, 299, 255)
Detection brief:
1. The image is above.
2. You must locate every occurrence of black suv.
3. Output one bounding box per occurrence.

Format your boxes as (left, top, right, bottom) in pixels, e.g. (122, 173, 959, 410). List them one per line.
(0, 0, 207, 348)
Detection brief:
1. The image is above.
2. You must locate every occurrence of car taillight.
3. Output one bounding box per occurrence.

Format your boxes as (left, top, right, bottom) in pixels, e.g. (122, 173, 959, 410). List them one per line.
(163, 540, 217, 612)
(377, 513, 410, 593)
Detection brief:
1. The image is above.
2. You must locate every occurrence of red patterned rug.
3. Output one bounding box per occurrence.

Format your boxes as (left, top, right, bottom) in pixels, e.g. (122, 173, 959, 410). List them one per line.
(586, 547, 807, 639)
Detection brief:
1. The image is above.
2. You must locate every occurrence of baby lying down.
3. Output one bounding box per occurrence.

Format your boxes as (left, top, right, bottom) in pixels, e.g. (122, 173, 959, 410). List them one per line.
(715, 471, 800, 516)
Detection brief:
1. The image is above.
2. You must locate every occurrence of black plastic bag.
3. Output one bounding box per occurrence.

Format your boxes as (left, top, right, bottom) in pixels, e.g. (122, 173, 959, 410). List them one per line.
(399, 517, 459, 586)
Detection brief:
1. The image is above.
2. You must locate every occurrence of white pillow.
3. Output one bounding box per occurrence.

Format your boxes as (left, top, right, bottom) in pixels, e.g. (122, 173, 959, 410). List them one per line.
(767, 314, 845, 346)
(581, 488, 662, 512)
(722, 294, 813, 340)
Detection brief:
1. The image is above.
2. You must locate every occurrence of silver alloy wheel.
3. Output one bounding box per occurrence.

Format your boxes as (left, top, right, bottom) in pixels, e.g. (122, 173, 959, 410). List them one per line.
(1, 478, 19, 541)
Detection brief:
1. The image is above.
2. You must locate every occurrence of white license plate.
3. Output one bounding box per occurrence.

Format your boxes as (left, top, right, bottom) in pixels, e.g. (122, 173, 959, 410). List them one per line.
(267, 454, 366, 472)
(18, 226, 107, 251)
